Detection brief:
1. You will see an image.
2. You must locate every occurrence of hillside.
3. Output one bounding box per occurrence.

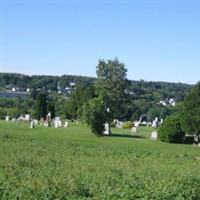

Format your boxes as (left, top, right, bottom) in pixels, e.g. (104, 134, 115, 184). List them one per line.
(0, 72, 192, 101)
(0, 73, 193, 121)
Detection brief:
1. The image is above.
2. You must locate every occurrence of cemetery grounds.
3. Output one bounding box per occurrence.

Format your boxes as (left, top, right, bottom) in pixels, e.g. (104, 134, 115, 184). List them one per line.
(1, 120, 200, 200)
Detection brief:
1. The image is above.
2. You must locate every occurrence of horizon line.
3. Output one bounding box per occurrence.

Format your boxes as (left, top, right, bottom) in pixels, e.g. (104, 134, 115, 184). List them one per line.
(0, 71, 194, 85)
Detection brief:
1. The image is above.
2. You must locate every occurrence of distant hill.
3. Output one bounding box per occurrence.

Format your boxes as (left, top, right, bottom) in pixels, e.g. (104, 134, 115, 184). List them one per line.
(0, 72, 193, 102)
(0, 73, 95, 91)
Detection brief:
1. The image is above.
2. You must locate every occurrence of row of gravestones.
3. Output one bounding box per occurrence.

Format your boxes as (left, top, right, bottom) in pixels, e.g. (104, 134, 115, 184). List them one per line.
(32, 120, 158, 139)
(5, 115, 69, 129)
(5, 115, 157, 138)
(5, 115, 31, 122)
(130, 126, 158, 140)
(30, 117, 69, 129)
(114, 118, 163, 129)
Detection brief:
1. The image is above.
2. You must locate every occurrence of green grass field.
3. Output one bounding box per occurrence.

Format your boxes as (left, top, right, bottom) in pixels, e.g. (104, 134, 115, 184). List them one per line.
(1, 121, 200, 200)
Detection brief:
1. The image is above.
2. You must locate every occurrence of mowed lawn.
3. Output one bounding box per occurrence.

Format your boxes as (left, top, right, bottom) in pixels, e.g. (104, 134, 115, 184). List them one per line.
(1, 121, 200, 200)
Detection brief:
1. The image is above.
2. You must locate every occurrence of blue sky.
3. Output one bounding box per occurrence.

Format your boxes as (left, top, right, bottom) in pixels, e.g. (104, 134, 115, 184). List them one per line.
(1, 0, 200, 84)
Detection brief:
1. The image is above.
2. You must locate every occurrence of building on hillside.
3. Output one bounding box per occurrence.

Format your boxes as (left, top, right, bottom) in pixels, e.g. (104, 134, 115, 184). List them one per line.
(158, 98, 176, 107)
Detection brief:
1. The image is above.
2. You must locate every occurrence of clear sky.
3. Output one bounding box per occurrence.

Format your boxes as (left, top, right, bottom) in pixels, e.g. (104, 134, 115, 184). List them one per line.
(1, 0, 200, 84)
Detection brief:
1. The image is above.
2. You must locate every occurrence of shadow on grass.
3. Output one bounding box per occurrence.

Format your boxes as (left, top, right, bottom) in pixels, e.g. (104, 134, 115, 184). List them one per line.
(107, 133, 145, 139)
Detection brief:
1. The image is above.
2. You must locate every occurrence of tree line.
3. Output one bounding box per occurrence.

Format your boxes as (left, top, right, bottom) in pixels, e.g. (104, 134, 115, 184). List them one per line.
(0, 61, 193, 131)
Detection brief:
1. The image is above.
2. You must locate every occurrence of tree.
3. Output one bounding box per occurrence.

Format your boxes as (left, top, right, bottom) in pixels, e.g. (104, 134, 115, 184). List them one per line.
(95, 58, 128, 119)
(147, 105, 170, 121)
(158, 116, 185, 143)
(47, 100, 55, 119)
(65, 84, 95, 120)
(81, 97, 108, 135)
(35, 92, 47, 120)
(182, 82, 200, 142)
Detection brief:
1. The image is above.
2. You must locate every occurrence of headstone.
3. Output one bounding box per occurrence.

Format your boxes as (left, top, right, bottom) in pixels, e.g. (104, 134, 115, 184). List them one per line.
(152, 120, 158, 128)
(55, 121, 59, 128)
(18, 115, 25, 121)
(25, 114, 31, 121)
(142, 121, 147, 125)
(103, 123, 111, 135)
(12, 118, 16, 122)
(30, 120, 35, 129)
(116, 121, 123, 129)
(150, 131, 157, 140)
(131, 127, 138, 134)
(55, 116, 60, 121)
(134, 121, 140, 127)
(64, 121, 68, 128)
(33, 119, 38, 125)
(54, 117, 62, 128)
(5, 116, 9, 121)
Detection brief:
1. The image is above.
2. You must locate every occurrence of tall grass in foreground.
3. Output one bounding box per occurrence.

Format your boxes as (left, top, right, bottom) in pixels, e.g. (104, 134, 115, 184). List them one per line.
(0, 121, 200, 199)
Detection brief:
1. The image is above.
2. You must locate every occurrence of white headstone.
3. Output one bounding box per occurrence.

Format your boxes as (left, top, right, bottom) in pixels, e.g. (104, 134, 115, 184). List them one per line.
(150, 131, 157, 140)
(25, 114, 31, 121)
(55, 116, 60, 122)
(12, 118, 16, 122)
(152, 120, 158, 128)
(134, 121, 140, 127)
(116, 121, 123, 129)
(103, 123, 111, 135)
(5, 116, 9, 121)
(55, 120, 62, 128)
(64, 121, 68, 128)
(131, 127, 138, 133)
(30, 120, 35, 129)
(33, 119, 38, 125)
(55, 121, 59, 128)
(18, 115, 25, 121)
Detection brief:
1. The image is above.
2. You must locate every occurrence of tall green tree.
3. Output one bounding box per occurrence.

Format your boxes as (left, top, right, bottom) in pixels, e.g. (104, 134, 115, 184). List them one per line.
(182, 82, 200, 142)
(95, 58, 128, 119)
(65, 84, 95, 120)
(35, 92, 47, 120)
(47, 100, 55, 119)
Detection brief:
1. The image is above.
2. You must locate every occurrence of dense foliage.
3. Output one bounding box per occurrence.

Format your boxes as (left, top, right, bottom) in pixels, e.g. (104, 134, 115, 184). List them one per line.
(0, 72, 193, 121)
(81, 97, 108, 135)
(158, 116, 185, 143)
(95, 59, 128, 119)
(0, 73, 95, 91)
(81, 59, 129, 134)
(35, 92, 48, 120)
(182, 82, 200, 142)
(65, 84, 95, 120)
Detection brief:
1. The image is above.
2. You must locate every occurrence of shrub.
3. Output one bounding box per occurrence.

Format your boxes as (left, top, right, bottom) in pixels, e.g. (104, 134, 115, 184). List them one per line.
(81, 97, 108, 135)
(158, 116, 185, 143)
(122, 121, 133, 129)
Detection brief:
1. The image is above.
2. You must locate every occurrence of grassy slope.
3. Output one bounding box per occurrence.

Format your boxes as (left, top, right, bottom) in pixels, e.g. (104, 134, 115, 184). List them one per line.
(0, 121, 200, 200)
